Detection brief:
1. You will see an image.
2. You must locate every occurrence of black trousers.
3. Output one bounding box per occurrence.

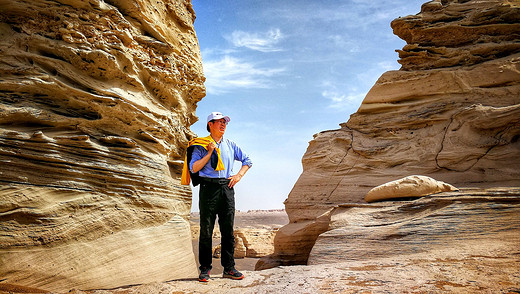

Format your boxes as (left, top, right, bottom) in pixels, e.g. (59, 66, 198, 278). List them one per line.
(198, 178, 235, 271)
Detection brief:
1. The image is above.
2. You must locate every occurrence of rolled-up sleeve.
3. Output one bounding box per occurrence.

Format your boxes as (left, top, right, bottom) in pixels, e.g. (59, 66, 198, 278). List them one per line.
(233, 143, 252, 168)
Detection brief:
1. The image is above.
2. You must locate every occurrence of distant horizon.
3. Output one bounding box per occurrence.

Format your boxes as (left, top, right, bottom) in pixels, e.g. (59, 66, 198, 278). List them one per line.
(189, 0, 426, 212)
(190, 208, 286, 215)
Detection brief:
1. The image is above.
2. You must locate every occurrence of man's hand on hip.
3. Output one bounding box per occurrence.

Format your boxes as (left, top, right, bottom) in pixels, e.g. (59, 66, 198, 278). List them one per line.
(228, 165, 250, 188)
(227, 173, 242, 188)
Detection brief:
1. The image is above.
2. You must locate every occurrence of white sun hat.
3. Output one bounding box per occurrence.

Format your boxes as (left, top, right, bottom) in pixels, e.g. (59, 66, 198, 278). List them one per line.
(207, 112, 231, 123)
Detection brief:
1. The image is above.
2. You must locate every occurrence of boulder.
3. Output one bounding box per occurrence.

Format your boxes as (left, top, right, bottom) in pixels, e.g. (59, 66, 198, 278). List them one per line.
(364, 175, 458, 202)
(235, 227, 277, 258)
(212, 228, 278, 259)
(212, 233, 248, 259)
(234, 235, 247, 259)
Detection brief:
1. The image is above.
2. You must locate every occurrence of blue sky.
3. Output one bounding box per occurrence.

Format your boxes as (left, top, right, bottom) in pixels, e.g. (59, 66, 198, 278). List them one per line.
(189, 0, 426, 211)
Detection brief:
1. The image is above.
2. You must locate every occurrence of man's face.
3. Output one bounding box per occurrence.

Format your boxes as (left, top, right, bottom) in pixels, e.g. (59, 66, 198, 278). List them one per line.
(209, 118, 227, 135)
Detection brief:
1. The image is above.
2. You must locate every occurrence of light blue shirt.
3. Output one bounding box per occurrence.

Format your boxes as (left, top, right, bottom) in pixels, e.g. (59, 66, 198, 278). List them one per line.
(189, 137, 252, 178)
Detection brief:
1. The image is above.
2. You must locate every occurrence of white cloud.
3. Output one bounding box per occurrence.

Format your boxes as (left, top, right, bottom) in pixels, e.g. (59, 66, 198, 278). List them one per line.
(319, 58, 401, 110)
(322, 89, 367, 110)
(378, 60, 397, 71)
(328, 35, 360, 53)
(203, 55, 285, 95)
(269, 2, 421, 34)
(320, 80, 367, 110)
(228, 28, 284, 52)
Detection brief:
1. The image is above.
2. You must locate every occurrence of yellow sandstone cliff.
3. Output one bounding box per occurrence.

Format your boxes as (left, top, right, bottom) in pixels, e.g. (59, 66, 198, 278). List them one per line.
(0, 0, 204, 291)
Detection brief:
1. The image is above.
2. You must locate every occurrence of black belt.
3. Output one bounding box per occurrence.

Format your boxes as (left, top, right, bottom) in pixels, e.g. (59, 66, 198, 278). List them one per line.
(200, 177, 230, 185)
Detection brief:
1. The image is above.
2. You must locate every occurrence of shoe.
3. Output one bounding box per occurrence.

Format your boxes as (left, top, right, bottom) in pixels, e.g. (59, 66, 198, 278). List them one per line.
(198, 268, 210, 282)
(223, 268, 244, 280)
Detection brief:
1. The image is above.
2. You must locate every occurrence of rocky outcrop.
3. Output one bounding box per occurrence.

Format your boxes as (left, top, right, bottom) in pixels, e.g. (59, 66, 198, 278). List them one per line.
(208, 228, 278, 259)
(309, 188, 520, 265)
(394, 0, 520, 71)
(257, 0, 520, 270)
(0, 0, 204, 291)
(236, 227, 278, 258)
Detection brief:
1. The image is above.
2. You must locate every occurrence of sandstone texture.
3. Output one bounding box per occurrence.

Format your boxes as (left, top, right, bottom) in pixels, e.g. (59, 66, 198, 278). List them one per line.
(364, 174, 458, 202)
(309, 188, 520, 265)
(210, 228, 277, 259)
(235, 228, 277, 258)
(0, 0, 204, 291)
(258, 0, 520, 269)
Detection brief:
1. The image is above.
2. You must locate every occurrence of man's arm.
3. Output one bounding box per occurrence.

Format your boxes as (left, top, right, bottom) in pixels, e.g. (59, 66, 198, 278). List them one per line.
(227, 141, 252, 188)
(191, 142, 216, 173)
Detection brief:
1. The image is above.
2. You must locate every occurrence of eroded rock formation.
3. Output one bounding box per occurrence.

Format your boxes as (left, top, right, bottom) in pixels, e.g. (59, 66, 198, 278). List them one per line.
(309, 188, 520, 265)
(364, 175, 458, 202)
(235, 227, 278, 258)
(0, 0, 204, 291)
(257, 0, 520, 270)
(194, 226, 278, 259)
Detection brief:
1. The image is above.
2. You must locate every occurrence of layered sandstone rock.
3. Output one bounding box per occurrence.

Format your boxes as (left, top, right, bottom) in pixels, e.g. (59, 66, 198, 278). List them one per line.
(257, 0, 520, 270)
(0, 0, 204, 291)
(309, 188, 520, 265)
(235, 227, 277, 258)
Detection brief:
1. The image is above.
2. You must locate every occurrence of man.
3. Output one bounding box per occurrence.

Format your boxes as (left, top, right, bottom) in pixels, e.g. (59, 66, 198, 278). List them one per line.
(182, 112, 252, 282)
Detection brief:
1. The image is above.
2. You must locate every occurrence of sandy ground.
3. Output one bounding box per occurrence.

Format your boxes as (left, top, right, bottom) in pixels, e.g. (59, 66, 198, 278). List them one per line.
(190, 239, 259, 274)
(13, 254, 516, 294)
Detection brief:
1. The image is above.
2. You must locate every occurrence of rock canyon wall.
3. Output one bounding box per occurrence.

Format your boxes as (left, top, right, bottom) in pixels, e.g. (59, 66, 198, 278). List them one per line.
(0, 0, 204, 291)
(257, 0, 520, 270)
